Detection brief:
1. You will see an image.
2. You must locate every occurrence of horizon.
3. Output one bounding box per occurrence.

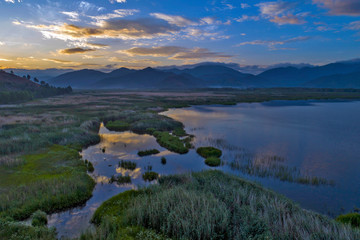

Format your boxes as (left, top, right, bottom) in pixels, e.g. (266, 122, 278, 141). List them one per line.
(1, 0, 360, 70)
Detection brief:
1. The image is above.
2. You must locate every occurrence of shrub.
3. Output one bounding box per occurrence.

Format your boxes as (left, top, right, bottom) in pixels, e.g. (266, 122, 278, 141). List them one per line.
(161, 157, 167, 165)
(196, 147, 222, 158)
(138, 149, 160, 157)
(205, 157, 221, 167)
(31, 210, 47, 227)
(142, 172, 159, 182)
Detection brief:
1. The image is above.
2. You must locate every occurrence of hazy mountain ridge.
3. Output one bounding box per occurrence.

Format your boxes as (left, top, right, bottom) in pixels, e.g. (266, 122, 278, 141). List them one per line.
(0, 70, 39, 91)
(46, 60, 360, 89)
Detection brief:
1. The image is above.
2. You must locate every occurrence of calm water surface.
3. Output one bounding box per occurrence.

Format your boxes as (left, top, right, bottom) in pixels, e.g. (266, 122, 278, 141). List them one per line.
(49, 100, 360, 238)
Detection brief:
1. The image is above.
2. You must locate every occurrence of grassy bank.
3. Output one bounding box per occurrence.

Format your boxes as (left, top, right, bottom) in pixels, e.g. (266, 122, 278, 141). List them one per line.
(88, 170, 360, 240)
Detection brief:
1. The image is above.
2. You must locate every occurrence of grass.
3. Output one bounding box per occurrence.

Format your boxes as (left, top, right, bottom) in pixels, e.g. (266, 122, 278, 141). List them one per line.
(137, 149, 160, 157)
(89, 171, 360, 240)
(142, 172, 159, 182)
(31, 210, 47, 227)
(337, 213, 360, 228)
(153, 131, 189, 154)
(118, 160, 137, 170)
(105, 120, 130, 132)
(172, 127, 187, 137)
(0, 145, 96, 221)
(204, 157, 221, 167)
(109, 175, 132, 185)
(196, 147, 222, 158)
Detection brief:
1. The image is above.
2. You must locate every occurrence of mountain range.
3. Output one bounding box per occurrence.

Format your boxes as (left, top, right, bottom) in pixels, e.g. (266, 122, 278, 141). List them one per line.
(46, 60, 360, 89)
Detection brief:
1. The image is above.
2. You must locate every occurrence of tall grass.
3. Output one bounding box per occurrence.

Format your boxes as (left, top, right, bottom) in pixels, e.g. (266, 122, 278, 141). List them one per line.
(92, 171, 360, 240)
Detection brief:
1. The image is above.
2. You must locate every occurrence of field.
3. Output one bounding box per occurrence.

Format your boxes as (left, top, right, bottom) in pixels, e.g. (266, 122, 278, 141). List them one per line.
(1, 88, 360, 239)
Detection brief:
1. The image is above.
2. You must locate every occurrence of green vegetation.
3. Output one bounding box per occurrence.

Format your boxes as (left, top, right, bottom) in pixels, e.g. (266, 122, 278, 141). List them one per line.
(31, 210, 47, 227)
(161, 157, 167, 165)
(110, 175, 132, 184)
(204, 156, 221, 167)
(337, 213, 360, 228)
(118, 160, 137, 170)
(142, 172, 159, 182)
(90, 171, 360, 240)
(0, 145, 95, 221)
(85, 159, 95, 173)
(105, 120, 130, 132)
(172, 127, 186, 137)
(0, 219, 56, 240)
(138, 149, 160, 157)
(197, 147, 222, 158)
(153, 131, 188, 154)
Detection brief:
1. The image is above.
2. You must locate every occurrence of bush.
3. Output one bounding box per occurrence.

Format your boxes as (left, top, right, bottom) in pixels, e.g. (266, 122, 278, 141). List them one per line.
(161, 157, 167, 165)
(205, 157, 221, 167)
(142, 172, 159, 182)
(31, 210, 47, 227)
(336, 213, 360, 228)
(196, 147, 222, 158)
(138, 149, 160, 157)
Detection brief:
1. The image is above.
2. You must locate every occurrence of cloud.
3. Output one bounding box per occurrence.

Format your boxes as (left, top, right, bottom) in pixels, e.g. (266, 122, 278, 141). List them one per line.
(90, 9, 139, 25)
(236, 36, 311, 50)
(0, 58, 12, 61)
(313, 0, 360, 16)
(150, 13, 195, 27)
(270, 14, 306, 25)
(348, 21, 360, 30)
(16, 18, 179, 41)
(120, 46, 232, 60)
(58, 47, 96, 54)
(0, 42, 4, 46)
(121, 46, 187, 56)
(110, 0, 127, 3)
(4, 0, 21, 3)
(235, 15, 260, 23)
(241, 3, 250, 9)
(61, 11, 80, 22)
(256, 1, 306, 25)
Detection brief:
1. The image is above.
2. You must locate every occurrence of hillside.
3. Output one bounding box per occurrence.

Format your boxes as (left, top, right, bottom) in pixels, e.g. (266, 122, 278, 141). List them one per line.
(0, 70, 39, 91)
(304, 71, 360, 88)
(49, 69, 107, 88)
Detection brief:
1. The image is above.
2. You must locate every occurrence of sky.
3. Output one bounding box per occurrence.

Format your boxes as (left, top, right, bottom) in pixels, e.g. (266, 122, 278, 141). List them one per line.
(0, 0, 360, 70)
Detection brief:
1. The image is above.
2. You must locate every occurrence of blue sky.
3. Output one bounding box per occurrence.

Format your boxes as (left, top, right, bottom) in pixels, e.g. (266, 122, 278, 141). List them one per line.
(0, 0, 360, 70)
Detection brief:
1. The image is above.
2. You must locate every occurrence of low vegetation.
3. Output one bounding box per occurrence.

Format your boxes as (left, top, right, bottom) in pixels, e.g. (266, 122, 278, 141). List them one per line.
(89, 171, 360, 240)
(196, 147, 222, 158)
(105, 120, 130, 132)
(153, 131, 189, 154)
(337, 213, 360, 228)
(161, 157, 167, 165)
(142, 172, 159, 182)
(31, 210, 47, 227)
(109, 175, 132, 185)
(204, 156, 221, 167)
(137, 149, 160, 157)
(118, 160, 137, 170)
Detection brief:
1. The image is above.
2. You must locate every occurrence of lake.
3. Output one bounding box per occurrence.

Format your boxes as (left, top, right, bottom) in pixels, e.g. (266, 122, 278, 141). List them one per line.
(49, 100, 360, 238)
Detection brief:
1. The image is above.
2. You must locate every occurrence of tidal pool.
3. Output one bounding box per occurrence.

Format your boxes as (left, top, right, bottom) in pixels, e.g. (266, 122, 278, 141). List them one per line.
(49, 100, 360, 238)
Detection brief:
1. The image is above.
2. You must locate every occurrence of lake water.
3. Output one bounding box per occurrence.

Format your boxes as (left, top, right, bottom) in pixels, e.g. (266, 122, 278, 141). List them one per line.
(49, 100, 360, 238)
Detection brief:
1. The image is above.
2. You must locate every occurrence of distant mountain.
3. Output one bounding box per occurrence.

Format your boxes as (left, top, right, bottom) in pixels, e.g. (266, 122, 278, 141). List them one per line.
(258, 62, 360, 87)
(6, 68, 72, 82)
(49, 69, 107, 88)
(304, 71, 360, 88)
(0, 70, 39, 91)
(93, 67, 204, 89)
(165, 65, 263, 87)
